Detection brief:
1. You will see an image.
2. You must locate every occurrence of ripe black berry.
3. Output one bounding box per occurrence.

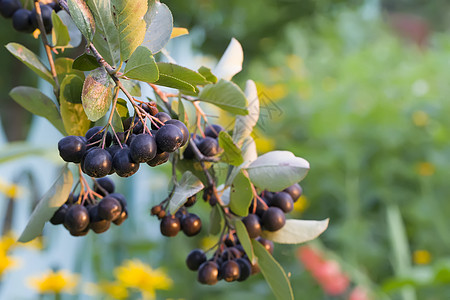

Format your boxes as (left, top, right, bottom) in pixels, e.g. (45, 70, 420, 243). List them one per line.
(283, 183, 302, 202)
(50, 204, 68, 225)
(197, 261, 219, 285)
(186, 249, 207, 271)
(204, 124, 224, 139)
(197, 137, 220, 157)
(112, 148, 139, 177)
(94, 177, 115, 196)
(123, 116, 143, 134)
(98, 196, 122, 221)
(0, 0, 21, 18)
(85, 126, 112, 147)
(242, 214, 262, 238)
(184, 195, 196, 207)
(83, 148, 113, 178)
(58, 136, 86, 163)
(12, 9, 34, 33)
(155, 124, 184, 152)
(257, 237, 274, 254)
(164, 119, 189, 146)
(151, 112, 171, 129)
(130, 133, 157, 163)
(109, 193, 127, 210)
(160, 215, 181, 237)
(221, 260, 240, 282)
(147, 151, 169, 167)
(113, 208, 128, 226)
(270, 191, 294, 213)
(88, 205, 111, 234)
(31, 4, 52, 34)
(181, 213, 202, 236)
(236, 258, 252, 281)
(261, 207, 286, 232)
(64, 205, 89, 233)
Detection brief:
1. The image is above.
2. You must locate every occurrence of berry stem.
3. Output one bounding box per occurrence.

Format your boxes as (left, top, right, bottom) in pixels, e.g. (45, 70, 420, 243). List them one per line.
(149, 83, 175, 116)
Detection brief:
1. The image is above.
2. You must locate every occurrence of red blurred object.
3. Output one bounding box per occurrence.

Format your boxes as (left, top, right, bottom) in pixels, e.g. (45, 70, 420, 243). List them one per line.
(349, 286, 370, 300)
(388, 13, 429, 48)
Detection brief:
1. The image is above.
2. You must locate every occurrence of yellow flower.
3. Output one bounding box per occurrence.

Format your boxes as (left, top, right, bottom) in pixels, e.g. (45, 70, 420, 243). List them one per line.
(28, 270, 79, 294)
(412, 110, 429, 127)
(416, 162, 435, 177)
(413, 250, 431, 265)
(0, 178, 24, 198)
(293, 195, 309, 214)
(0, 251, 18, 278)
(114, 259, 172, 299)
(0, 232, 17, 253)
(89, 281, 129, 300)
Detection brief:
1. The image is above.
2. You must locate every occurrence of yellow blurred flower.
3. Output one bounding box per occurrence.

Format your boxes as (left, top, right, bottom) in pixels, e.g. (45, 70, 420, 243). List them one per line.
(416, 162, 435, 177)
(0, 251, 18, 278)
(0, 232, 17, 253)
(90, 281, 129, 300)
(293, 195, 309, 214)
(412, 110, 429, 127)
(28, 270, 79, 294)
(0, 178, 23, 198)
(252, 130, 275, 154)
(255, 82, 288, 102)
(114, 259, 172, 299)
(413, 250, 431, 265)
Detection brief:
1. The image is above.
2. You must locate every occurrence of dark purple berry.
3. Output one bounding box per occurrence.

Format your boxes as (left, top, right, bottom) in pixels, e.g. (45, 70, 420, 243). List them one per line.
(160, 215, 181, 237)
(94, 177, 115, 196)
(113, 208, 128, 225)
(155, 124, 184, 152)
(164, 119, 189, 146)
(83, 148, 113, 178)
(221, 260, 240, 282)
(197, 137, 220, 157)
(112, 148, 139, 177)
(88, 205, 111, 234)
(130, 133, 157, 163)
(109, 193, 127, 210)
(147, 151, 170, 167)
(58, 136, 86, 163)
(98, 196, 122, 221)
(197, 261, 219, 285)
(12, 9, 34, 33)
(31, 4, 52, 34)
(236, 258, 252, 281)
(186, 249, 206, 271)
(242, 214, 262, 238)
(261, 207, 286, 232)
(85, 126, 112, 147)
(50, 204, 68, 225)
(151, 112, 171, 129)
(0, 0, 21, 18)
(283, 183, 302, 202)
(123, 116, 143, 134)
(64, 205, 89, 232)
(204, 124, 224, 139)
(270, 191, 294, 213)
(181, 213, 202, 236)
(257, 237, 274, 254)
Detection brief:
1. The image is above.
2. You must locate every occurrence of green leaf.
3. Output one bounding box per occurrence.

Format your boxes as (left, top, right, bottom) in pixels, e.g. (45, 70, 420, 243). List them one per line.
(5, 43, 54, 85)
(178, 97, 185, 123)
(9, 86, 65, 135)
(168, 171, 204, 214)
(245, 151, 310, 192)
(198, 66, 217, 83)
(142, 1, 173, 54)
(111, 0, 147, 61)
(18, 165, 73, 243)
(154, 74, 196, 94)
(67, 0, 95, 42)
(60, 75, 92, 136)
(0, 142, 46, 164)
(225, 136, 258, 187)
(87, 0, 120, 67)
(262, 219, 329, 244)
(209, 204, 224, 235)
(51, 11, 70, 47)
(121, 80, 141, 97)
(234, 219, 255, 263)
(55, 57, 85, 84)
(199, 79, 249, 115)
(252, 240, 294, 300)
(116, 98, 129, 118)
(229, 170, 253, 217)
(157, 62, 208, 86)
(57, 11, 82, 47)
(72, 53, 99, 71)
(82, 68, 115, 121)
(213, 38, 243, 80)
(219, 131, 243, 166)
(233, 80, 260, 147)
(112, 107, 124, 133)
(124, 46, 159, 82)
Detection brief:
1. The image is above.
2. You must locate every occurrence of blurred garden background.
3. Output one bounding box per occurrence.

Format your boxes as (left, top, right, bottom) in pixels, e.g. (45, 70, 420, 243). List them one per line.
(1, 0, 450, 299)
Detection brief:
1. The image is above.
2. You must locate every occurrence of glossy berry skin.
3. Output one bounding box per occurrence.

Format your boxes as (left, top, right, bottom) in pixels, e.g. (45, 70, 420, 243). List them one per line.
(270, 191, 294, 213)
(109, 193, 127, 210)
(0, 0, 21, 18)
(198, 137, 220, 157)
(130, 133, 157, 163)
(221, 260, 240, 282)
(197, 261, 219, 285)
(106, 144, 125, 158)
(113, 208, 128, 226)
(31, 4, 52, 33)
(58, 136, 86, 163)
(186, 249, 207, 271)
(155, 124, 184, 152)
(94, 177, 115, 196)
(147, 151, 169, 167)
(98, 196, 122, 221)
(242, 214, 262, 238)
(85, 126, 112, 147)
(64, 205, 89, 233)
(165, 119, 189, 146)
(112, 148, 139, 177)
(160, 215, 181, 237)
(139, 102, 158, 115)
(123, 116, 143, 134)
(221, 247, 242, 260)
(283, 183, 302, 202)
(204, 124, 224, 139)
(151, 112, 171, 129)
(261, 207, 286, 232)
(83, 148, 113, 178)
(88, 205, 111, 234)
(12, 9, 34, 33)
(181, 213, 202, 236)
(257, 237, 274, 254)
(50, 204, 68, 225)
(182, 136, 200, 159)
(236, 258, 252, 281)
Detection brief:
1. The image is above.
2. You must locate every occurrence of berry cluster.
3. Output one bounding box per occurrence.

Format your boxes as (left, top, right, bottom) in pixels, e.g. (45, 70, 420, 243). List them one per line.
(57, 102, 189, 178)
(0, 0, 60, 33)
(183, 124, 223, 159)
(50, 177, 128, 236)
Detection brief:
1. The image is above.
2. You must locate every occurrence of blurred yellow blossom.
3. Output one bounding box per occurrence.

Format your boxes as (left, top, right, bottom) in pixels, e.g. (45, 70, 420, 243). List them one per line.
(0, 178, 23, 198)
(412, 110, 429, 127)
(252, 131, 275, 154)
(413, 250, 431, 265)
(0, 232, 17, 252)
(0, 251, 18, 278)
(416, 162, 435, 176)
(293, 195, 309, 214)
(255, 82, 288, 102)
(114, 259, 172, 299)
(28, 270, 79, 294)
(89, 281, 129, 300)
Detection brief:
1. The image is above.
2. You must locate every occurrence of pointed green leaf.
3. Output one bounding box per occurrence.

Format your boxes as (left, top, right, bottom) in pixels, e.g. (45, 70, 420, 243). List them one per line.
(111, 0, 147, 61)
(18, 165, 73, 243)
(87, 0, 120, 67)
(142, 1, 173, 54)
(245, 151, 310, 192)
(9, 86, 65, 135)
(5, 43, 54, 85)
(219, 131, 243, 166)
(168, 171, 204, 214)
(199, 79, 248, 115)
(155, 74, 196, 94)
(82, 67, 115, 121)
(67, 0, 95, 42)
(112, 108, 124, 133)
(55, 57, 85, 84)
(234, 219, 255, 263)
(121, 80, 141, 97)
(73, 53, 99, 71)
(198, 66, 217, 83)
(229, 171, 252, 217)
(252, 240, 294, 300)
(124, 46, 159, 82)
(157, 62, 208, 86)
(51, 11, 70, 47)
(60, 75, 92, 136)
(209, 204, 224, 235)
(262, 219, 329, 244)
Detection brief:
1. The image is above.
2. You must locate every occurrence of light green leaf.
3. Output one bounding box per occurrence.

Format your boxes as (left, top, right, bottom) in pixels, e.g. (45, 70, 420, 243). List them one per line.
(82, 67, 115, 121)
(233, 80, 260, 146)
(168, 171, 204, 214)
(229, 171, 252, 217)
(111, 0, 147, 61)
(199, 79, 249, 115)
(51, 11, 70, 47)
(87, 0, 120, 67)
(9, 86, 65, 135)
(219, 131, 243, 166)
(245, 151, 310, 192)
(67, 0, 95, 42)
(72, 53, 99, 71)
(57, 11, 82, 47)
(124, 46, 159, 82)
(262, 219, 329, 244)
(198, 66, 217, 83)
(158, 63, 208, 86)
(154, 74, 196, 94)
(178, 97, 185, 123)
(209, 204, 224, 235)
(0, 142, 46, 164)
(121, 80, 141, 97)
(60, 75, 92, 136)
(55, 57, 85, 84)
(142, 1, 173, 54)
(112, 108, 124, 133)
(225, 136, 258, 187)
(234, 219, 255, 263)
(213, 38, 243, 80)
(18, 165, 73, 243)
(5, 43, 54, 85)
(252, 240, 294, 300)
(116, 98, 129, 118)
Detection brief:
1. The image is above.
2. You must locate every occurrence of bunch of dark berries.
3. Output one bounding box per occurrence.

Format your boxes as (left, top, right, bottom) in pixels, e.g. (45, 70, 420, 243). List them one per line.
(57, 102, 189, 178)
(49, 177, 128, 236)
(0, 0, 60, 33)
(183, 124, 223, 159)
